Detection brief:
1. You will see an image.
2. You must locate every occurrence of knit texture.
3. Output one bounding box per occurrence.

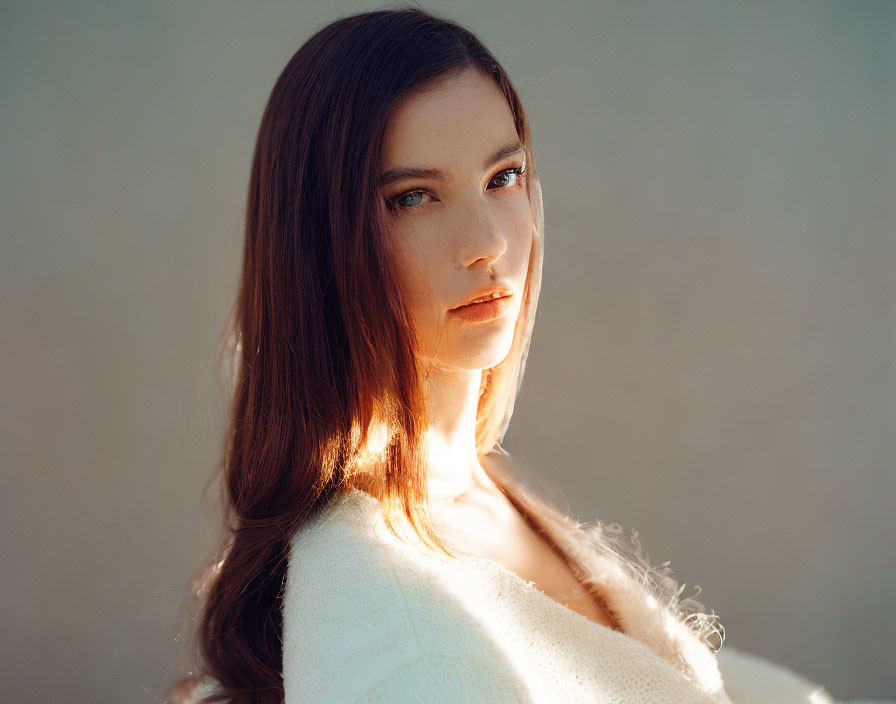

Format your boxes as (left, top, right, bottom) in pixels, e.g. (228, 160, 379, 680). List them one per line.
(281, 489, 838, 703)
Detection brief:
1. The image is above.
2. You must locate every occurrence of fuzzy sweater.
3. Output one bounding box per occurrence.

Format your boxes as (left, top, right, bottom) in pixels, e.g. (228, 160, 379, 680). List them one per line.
(280, 489, 840, 703)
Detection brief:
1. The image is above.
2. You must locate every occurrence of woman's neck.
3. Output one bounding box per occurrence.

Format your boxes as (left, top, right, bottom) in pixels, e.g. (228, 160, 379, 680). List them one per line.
(346, 363, 500, 506)
(418, 362, 489, 501)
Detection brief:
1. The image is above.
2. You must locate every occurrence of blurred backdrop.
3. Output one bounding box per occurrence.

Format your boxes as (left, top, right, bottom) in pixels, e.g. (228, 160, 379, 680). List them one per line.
(1, 1, 893, 702)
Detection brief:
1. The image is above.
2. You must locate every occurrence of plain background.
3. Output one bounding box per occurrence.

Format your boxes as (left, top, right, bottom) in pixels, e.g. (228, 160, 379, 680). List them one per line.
(1, 1, 893, 702)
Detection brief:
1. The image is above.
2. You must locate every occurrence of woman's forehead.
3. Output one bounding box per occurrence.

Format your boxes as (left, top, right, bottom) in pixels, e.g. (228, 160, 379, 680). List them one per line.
(379, 70, 520, 179)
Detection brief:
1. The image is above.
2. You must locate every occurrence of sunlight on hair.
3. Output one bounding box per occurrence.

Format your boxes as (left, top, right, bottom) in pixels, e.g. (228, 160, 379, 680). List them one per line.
(349, 415, 391, 471)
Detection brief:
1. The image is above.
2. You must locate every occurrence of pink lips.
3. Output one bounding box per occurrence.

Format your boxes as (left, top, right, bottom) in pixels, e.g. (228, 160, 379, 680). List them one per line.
(448, 294, 514, 323)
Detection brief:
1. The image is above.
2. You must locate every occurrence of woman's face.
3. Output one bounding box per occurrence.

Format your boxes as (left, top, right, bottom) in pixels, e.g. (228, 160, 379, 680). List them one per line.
(379, 68, 535, 372)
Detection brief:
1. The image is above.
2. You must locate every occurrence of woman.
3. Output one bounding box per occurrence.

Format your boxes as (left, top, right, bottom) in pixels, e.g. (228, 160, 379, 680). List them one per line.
(167, 7, 839, 703)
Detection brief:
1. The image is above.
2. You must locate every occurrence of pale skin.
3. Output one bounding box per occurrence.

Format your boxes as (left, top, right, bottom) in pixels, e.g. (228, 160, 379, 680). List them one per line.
(378, 66, 530, 506)
(378, 67, 617, 629)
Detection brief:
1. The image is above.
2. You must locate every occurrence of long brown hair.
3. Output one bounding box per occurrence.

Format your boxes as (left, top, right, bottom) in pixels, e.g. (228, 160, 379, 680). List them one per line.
(165, 6, 549, 703)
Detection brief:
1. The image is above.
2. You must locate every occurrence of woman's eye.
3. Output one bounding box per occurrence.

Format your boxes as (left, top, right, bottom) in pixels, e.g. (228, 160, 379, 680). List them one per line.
(488, 166, 526, 190)
(386, 166, 526, 213)
(393, 191, 428, 209)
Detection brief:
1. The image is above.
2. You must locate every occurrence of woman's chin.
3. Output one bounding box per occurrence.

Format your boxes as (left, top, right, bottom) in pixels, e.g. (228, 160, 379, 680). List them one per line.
(432, 342, 515, 372)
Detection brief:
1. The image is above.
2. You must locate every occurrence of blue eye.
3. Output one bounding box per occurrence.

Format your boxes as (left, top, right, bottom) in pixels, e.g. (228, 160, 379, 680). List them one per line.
(386, 166, 527, 213)
(394, 191, 426, 209)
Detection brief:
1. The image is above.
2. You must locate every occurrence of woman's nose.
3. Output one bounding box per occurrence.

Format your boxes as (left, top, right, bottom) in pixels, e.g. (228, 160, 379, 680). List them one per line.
(457, 202, 509, 268)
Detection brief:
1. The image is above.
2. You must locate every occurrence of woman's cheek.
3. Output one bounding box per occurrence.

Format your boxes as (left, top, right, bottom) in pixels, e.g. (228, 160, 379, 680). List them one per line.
(507, 201, 534, 262)
(390, 233, 437, 325)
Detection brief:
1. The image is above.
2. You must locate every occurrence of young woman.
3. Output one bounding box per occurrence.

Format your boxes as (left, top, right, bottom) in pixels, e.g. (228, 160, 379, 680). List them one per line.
(167, 7, 839, 704)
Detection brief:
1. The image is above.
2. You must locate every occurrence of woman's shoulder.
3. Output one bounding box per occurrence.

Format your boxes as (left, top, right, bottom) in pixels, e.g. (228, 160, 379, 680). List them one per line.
(284, 489, 494, 635)
(282, 490, 510, 702)
(284, 490, 416, 632)
(286, 488, 436, 583)
(715, 646, 838, 704)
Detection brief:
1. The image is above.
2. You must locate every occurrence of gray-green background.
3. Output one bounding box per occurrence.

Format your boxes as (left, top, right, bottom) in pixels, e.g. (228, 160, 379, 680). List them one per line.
(2, 1, 893, 702)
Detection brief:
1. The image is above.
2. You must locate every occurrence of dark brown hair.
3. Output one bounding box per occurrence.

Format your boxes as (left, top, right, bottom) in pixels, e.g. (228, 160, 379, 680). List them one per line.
(164, 6, 548, 703)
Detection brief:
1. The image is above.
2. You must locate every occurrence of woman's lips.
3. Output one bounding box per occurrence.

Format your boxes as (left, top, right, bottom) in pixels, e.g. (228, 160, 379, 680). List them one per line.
(448, 294, 514, 323)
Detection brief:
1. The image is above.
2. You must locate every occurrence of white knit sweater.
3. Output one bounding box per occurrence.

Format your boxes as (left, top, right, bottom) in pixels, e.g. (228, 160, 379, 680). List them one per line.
(280, 489, 839, 703)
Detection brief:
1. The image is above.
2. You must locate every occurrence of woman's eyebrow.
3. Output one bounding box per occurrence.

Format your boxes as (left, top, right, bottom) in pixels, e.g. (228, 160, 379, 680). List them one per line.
(378, 140, 524, 188)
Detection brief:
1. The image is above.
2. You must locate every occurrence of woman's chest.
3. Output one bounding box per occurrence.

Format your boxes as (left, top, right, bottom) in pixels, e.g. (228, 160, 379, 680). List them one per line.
(430, 491, 617, 629)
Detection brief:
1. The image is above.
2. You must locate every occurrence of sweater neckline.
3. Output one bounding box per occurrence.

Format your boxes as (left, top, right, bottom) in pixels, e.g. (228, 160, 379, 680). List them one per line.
(338, 488, 667, 648)
(324, 488, 729, 701)
(338, 489, 647, 643)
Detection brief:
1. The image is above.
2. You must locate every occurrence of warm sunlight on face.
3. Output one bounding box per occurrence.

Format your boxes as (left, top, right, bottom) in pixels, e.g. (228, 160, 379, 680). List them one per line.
(379, 67, 534, 371)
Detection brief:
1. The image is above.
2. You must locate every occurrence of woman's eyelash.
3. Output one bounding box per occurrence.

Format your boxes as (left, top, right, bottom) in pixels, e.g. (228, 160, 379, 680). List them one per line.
(386, 166, 527, 212)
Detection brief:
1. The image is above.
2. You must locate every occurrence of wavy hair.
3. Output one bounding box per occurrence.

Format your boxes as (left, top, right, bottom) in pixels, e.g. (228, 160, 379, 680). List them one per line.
(165, 6, 545, 703)
(165, 6, 724, 704)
